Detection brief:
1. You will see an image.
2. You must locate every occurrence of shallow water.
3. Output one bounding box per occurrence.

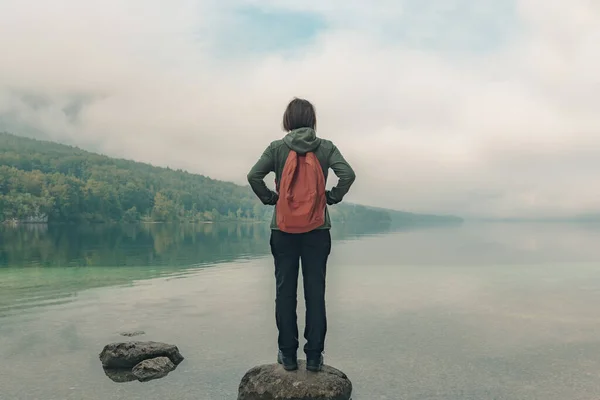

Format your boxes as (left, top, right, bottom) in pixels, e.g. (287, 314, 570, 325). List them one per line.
(2, 222, 600, 399)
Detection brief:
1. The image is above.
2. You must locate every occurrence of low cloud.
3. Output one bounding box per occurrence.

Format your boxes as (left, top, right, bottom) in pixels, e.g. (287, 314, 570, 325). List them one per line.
(0, 0, 599, 218)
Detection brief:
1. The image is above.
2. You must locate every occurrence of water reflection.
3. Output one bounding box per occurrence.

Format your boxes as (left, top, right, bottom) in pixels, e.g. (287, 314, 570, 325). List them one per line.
(0, 221, 398, 269)
(0, 221, 394, 317)
(351, 221, 600, 266)
(0, 223, 272, 269)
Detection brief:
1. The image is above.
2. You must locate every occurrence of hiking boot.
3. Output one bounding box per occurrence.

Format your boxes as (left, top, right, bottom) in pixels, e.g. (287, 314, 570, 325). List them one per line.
(277, 351, 298, 371)
(306, 353, 323, 372)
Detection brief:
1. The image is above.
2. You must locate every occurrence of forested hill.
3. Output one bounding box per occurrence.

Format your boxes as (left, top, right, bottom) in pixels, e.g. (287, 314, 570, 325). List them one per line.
(0, 132, 462, 225)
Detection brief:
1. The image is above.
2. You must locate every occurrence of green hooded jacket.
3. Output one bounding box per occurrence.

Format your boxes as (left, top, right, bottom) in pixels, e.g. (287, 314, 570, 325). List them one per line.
(247, 127, 356, 230)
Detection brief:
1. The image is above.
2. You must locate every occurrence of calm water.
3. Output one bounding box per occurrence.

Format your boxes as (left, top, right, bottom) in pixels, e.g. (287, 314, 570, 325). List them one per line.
(2, 221, 600, 399)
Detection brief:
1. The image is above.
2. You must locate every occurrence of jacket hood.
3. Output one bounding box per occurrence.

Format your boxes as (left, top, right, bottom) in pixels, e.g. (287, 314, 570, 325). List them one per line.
(283, 127, 321, 154)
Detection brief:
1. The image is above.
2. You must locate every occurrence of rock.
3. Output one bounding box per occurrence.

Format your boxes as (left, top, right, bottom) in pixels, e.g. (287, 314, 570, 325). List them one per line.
(120, 330, 146, 337)
(99, 341, 184, 369)
(103, 367, 138, 383)
(238, 360, 352, 400)
(132, 357, 176, 382)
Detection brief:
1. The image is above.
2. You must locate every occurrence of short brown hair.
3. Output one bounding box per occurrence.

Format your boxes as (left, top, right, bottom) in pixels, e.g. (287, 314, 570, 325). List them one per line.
(282, 98, 316, 131)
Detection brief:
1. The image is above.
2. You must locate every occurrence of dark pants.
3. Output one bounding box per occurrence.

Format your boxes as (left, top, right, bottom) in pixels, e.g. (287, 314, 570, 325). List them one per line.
(270, 228, 331, 358)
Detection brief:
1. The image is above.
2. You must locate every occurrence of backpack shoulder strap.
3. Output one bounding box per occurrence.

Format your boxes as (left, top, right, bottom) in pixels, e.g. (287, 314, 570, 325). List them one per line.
(279, 150, 298, 193)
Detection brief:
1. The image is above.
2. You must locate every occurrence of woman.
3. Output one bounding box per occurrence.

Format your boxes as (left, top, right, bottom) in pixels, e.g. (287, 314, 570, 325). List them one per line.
(247, 98, 356, 371)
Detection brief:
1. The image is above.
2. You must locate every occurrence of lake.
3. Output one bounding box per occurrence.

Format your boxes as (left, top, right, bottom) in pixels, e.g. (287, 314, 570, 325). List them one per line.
(2, 221, 600, 399)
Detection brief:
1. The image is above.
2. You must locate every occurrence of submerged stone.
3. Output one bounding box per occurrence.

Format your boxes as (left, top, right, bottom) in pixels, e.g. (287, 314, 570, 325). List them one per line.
(103, 367, 138, 383)
(120, 330, 146, 337)
(132, 357, 176, 382)
(99, 341, 184, 369)
(238, 360, 352, 400)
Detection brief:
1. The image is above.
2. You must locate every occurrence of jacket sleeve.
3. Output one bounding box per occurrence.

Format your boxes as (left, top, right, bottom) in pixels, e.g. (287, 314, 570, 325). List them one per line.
(326, 145, 356, 205)
(247, 145, 279, 205)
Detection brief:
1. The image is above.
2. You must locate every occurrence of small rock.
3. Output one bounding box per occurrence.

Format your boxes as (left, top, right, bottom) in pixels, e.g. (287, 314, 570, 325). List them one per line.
(120, 331, 146, 337)
(99, 341, 184, 369)
(238, 360, 352, 400)
(132, 357, 176, 382)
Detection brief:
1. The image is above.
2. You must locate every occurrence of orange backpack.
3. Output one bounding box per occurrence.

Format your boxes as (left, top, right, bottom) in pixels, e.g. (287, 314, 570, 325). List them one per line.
(276, 150, 326, 233)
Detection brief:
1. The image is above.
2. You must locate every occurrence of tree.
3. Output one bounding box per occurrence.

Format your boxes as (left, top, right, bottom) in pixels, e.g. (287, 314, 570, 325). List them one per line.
(123, 206, 140, 223)
(151, 192, 177, 222)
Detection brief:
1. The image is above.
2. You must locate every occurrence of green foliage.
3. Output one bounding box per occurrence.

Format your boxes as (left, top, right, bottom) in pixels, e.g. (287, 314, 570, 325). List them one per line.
(328, 203, 392, 224)
(0, 132, 406, 225)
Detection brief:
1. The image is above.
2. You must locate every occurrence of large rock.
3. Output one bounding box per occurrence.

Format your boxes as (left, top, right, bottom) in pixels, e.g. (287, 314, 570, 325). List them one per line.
(132, 357, 176, 382)
(99, 341, 184, 369)
(238, 360, 352, 400)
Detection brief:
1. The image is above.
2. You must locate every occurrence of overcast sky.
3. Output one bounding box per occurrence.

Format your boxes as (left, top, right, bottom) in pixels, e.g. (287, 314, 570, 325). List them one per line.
(0, 0, 598, 218)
